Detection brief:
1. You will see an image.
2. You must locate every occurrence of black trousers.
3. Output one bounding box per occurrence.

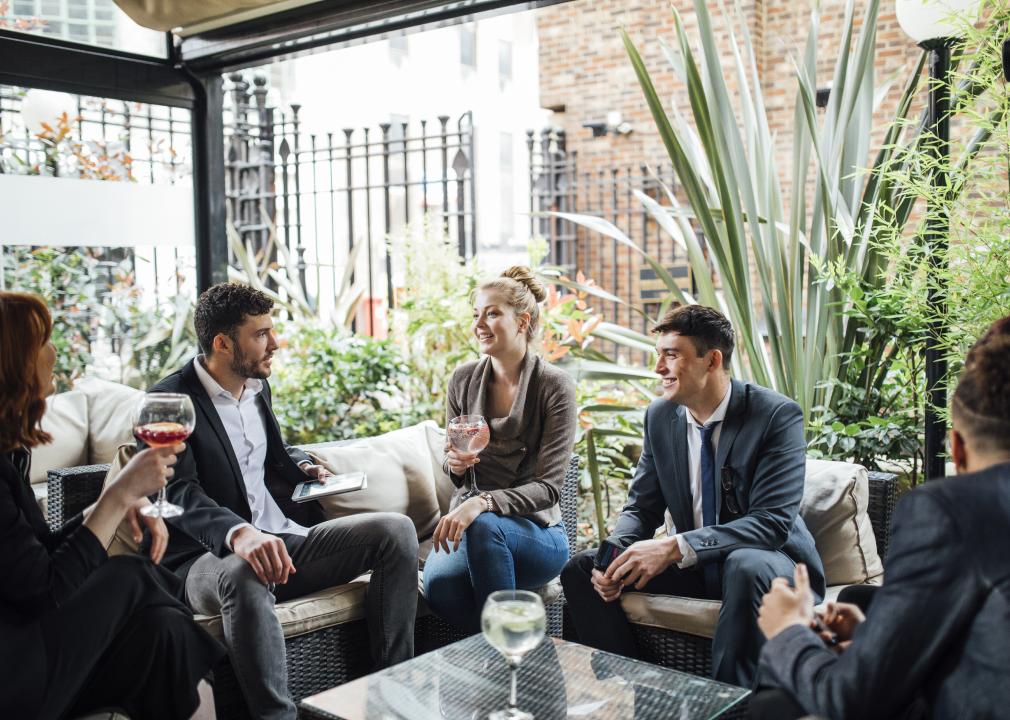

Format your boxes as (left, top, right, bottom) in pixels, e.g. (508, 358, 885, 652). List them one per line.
(749, 584, 880, 720)
(36, 555, 224, 720)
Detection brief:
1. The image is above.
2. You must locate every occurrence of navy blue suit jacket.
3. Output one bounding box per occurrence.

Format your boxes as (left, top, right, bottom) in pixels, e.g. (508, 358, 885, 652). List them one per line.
(612, 378, 825, 595)
(760, 462, 1010, 720)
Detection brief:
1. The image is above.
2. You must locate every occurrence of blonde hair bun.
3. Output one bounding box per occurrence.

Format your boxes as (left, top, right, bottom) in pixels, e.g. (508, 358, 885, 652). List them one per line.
(501, 265, 546, 303)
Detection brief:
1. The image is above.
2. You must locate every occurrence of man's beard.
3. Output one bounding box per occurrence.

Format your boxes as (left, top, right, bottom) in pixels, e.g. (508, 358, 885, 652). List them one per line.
(231, 345, 270, 379)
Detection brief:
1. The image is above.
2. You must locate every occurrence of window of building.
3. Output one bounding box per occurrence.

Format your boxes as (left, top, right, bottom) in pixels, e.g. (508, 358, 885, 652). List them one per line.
(498, 40, 512, 85)
(389, 33, 408, 63)
(499, 132, 514, 244)
(460, 24, 476, 69)
(7, 0, 118, 47)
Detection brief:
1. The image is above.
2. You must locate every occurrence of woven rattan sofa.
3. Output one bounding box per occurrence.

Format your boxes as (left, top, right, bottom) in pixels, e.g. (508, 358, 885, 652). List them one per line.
(46, 447, 580, 720)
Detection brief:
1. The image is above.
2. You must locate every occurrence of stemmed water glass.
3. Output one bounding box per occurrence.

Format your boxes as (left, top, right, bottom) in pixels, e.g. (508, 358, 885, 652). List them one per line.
(133, 393, 195, 518)
(481, 589, 546, 720)
(447, 414, 490, 491)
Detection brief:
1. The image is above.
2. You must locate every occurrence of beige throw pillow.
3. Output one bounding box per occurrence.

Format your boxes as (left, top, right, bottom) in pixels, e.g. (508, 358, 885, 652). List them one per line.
(31, 390, 89, 485)
(306, 421, 452, 540)
(800, 459, 883, 585)
(74, 378, 144, 465)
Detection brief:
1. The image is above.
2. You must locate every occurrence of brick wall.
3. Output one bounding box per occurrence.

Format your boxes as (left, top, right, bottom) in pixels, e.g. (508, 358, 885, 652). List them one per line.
(534, 0, 923, 329)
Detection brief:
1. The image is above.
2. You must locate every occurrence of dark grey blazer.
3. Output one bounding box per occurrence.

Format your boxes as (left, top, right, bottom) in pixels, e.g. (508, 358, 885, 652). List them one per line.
(759, 462, 1010, 720)
(612, 378, 825, 594)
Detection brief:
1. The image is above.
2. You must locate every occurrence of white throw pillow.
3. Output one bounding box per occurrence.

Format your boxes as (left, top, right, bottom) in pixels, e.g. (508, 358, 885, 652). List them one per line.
(800, 459, 883, 585)
(73, 377, 144, 465)
(306, 421, 452, 540)
(30, 390, 89, 485)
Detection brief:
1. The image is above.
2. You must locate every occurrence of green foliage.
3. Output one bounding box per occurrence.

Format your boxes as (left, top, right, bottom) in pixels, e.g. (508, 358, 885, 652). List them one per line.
(391, 218, 482, 424)
(271, 322, 425, 444)
(3, 246, 96, 391)
(99, 275, 198, 389)
(547, 1, 1010, 488)
(552, 0, 936, 423)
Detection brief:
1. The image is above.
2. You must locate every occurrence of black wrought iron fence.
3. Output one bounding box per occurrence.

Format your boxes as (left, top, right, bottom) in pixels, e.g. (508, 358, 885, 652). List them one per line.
(528, 127, 695, 361)
(224, 73, 476, 332)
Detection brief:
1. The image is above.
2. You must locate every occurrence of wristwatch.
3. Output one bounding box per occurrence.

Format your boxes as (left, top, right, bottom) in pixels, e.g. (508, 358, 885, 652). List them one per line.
(480, 491, 497, 513)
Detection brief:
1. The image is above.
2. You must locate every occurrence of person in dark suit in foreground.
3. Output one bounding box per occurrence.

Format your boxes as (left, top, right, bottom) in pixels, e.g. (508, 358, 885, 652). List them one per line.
(149, 283, 419, 720)
(753, 320, 1010, 720)
(0, 291, 224, 720)
(561, 304, 825, 687)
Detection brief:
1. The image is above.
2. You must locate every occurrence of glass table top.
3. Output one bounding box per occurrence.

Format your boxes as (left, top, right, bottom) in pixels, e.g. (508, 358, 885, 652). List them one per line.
(300, 636, 749, 720)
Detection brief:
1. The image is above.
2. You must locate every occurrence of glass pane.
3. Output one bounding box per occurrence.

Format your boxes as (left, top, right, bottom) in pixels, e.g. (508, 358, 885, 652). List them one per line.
(2, 0, 166, 57)
(460, 25, 476, 68)
(67, 22, 89, 40)
(1, 84, 197, 391)
(499, 40, 512, 81)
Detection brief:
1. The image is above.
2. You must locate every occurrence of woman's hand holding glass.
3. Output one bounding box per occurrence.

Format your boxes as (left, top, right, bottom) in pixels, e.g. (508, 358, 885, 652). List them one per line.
(86, 444, 184, 563)
(444, 439, 481, 475)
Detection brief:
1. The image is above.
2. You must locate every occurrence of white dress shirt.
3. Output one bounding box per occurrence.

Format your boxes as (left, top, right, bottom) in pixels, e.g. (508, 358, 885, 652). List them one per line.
(673, 382, 732, 568)
(193, 357, 309, 544)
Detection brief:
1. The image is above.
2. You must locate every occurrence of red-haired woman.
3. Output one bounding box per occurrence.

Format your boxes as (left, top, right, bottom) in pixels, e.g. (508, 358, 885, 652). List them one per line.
(0, 291, 224, 720)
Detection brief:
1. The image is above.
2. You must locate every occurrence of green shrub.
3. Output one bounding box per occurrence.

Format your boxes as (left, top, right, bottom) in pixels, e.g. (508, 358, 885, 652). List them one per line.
(3, 246, 97, 391)
(271, 322, 426, 444)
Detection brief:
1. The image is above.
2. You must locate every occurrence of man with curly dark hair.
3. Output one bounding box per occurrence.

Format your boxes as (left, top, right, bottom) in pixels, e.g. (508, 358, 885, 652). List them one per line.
(148, 283, 419, 720)
(753, 317, 1010, 720)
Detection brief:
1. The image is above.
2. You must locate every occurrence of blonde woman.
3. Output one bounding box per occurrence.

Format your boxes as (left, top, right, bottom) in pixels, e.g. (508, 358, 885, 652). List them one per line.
(423, 267, 576, 633)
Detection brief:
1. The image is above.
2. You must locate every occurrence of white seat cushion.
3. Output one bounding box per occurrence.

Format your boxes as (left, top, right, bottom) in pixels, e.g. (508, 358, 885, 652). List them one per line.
(195, 575, 372, 641)
(194, 571, 563, 642)
(622, 578, 882, 639)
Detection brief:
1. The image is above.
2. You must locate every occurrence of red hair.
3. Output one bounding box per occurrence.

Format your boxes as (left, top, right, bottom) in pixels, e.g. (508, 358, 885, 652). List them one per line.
(0, 292, 53, 451)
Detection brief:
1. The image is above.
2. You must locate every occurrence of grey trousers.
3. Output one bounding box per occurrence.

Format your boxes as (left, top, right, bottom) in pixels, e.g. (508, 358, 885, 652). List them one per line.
(186, 512, 419, 720)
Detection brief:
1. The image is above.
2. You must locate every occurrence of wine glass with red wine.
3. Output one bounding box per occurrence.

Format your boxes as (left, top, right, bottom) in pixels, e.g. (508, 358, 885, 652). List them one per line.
(447, 414, 490, 492)
(134, 393, 195, 518)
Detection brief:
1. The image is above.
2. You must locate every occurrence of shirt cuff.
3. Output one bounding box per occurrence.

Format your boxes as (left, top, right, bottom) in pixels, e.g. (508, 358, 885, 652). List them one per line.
(225, 523, 254, 551)
(676, 535, 697, 568)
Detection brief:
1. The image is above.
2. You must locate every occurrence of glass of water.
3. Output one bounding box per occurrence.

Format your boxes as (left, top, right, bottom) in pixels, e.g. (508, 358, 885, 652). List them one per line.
(481, 589, 546, 720)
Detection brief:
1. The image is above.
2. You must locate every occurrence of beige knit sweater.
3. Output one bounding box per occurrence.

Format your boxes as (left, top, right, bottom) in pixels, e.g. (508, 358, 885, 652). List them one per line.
(446, 351, 577, 527)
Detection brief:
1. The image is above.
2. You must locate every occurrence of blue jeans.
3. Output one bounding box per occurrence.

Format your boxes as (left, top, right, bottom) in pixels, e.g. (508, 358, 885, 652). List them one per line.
(423, 513, 569, 634)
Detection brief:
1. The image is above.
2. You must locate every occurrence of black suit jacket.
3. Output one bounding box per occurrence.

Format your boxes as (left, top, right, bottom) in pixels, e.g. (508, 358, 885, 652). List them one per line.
(0, 449, 108, 715)
(149, 358, 324, 579)
(613, 379, 825, 595)
(759, 461, 1010, 720)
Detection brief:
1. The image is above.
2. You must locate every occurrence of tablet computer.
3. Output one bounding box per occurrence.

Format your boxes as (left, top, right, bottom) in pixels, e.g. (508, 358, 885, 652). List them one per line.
(291, 471, 367, 503)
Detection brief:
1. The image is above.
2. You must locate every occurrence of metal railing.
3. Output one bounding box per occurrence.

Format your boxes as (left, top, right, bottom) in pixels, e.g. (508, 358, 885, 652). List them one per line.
(224, 73, 477, 329)
(528, 127, 695, 360)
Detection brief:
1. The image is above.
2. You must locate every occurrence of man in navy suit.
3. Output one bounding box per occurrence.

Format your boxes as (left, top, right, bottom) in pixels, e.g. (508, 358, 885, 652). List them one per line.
(753, 320, 1010, 720)
(561, 305, 825, 687)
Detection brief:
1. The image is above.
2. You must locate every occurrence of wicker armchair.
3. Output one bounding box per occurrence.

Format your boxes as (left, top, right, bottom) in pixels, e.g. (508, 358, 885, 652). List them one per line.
(46, 452, 581, 719)
(621, 470, 900, 678)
